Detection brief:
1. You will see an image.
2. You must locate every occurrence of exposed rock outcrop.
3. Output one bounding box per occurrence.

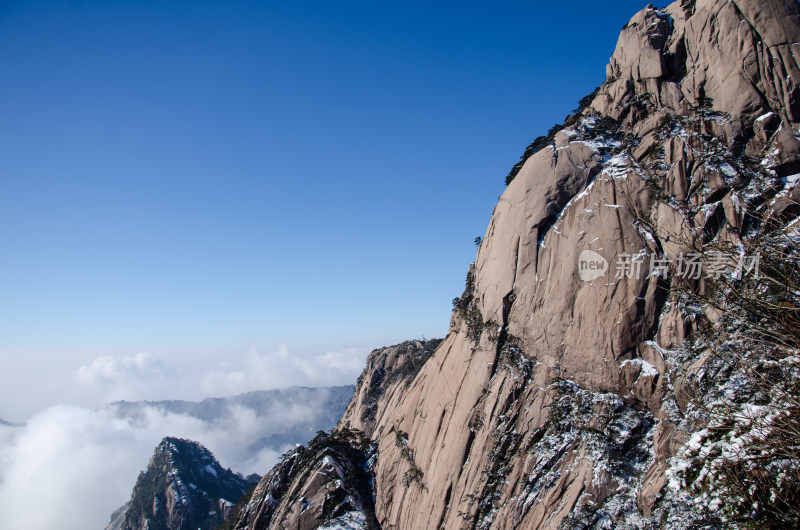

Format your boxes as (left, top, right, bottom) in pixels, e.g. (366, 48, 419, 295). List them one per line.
(223, 428, 379, 530)
(224, 1, 800, 528)
(341, 339, 443, 437)
(107, 437, 258, 530)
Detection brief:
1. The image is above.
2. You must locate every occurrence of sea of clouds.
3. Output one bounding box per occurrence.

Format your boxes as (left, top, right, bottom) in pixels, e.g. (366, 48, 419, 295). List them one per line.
(0, 344, 368, 529)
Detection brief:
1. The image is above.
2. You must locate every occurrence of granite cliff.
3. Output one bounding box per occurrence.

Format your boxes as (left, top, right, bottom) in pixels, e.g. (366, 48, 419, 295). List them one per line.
(225, 1, 800, 527)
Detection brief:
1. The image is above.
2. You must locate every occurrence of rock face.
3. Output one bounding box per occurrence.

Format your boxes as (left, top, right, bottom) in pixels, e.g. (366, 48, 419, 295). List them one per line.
(342, 339, 443, 436)
(107, 437, 258, 530)
(224, 1, 800, 528)
(223, 341, 440, 530)
(222, 428, 379, 530)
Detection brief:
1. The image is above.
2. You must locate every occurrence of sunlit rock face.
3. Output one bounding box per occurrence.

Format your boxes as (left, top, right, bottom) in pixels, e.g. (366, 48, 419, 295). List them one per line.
(225, 1, 800, 528)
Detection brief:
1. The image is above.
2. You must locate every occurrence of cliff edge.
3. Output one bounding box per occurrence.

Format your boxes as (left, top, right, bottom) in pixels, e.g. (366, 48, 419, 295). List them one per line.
(228, 1, 800, 527)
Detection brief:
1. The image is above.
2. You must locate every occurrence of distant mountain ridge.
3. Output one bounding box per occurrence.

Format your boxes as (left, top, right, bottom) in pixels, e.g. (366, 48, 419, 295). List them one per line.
(107, 385, 355, 455)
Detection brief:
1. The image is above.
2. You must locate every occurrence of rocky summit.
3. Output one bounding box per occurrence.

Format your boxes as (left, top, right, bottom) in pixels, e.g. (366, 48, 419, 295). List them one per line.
(106, 437, 259, 530)
(221, 0, 800, 528)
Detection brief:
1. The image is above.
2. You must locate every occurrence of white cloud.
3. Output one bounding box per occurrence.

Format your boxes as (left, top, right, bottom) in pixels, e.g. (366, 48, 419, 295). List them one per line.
(76, 352, 166, 384)
(0, 405, 151, 530)
(72, 344, 368, 404)
(199, 344, 368, 397)
(0, 343, 369, 529)
(74, 352, 170, 403)
(0, 402, 291, 529)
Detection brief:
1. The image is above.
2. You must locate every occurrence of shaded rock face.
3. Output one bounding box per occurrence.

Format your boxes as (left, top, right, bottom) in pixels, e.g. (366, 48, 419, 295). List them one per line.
(223, 429, 379, 530)
(224, 1, 800, 528)
(107, 437, 258, 530)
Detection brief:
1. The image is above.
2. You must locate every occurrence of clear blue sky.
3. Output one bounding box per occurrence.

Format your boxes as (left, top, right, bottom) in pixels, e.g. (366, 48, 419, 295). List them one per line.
(0, 0, 649, 410)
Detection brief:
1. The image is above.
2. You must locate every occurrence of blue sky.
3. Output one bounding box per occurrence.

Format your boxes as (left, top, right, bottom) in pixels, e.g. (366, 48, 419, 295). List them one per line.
(0, 0, 649, 417)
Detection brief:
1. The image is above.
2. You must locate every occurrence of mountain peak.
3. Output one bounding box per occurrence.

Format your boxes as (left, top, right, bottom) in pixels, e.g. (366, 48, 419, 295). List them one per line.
(594, 0, 800, 169)
(107, 437, 258, 530)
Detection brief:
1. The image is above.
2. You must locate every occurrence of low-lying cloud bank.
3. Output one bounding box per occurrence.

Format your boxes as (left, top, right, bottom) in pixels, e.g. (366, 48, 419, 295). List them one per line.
(0, 344, 367, 529)
(0, 404, 281, 529)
